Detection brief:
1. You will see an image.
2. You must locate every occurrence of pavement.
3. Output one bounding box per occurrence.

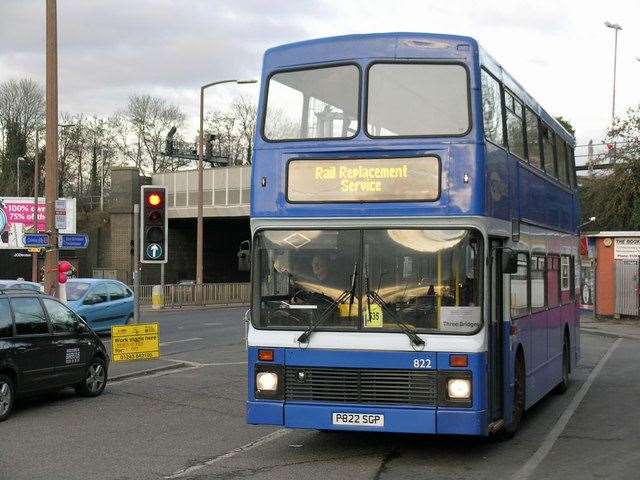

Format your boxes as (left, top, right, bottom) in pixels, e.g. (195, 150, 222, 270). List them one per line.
(580, 310, 640, 341)
(1, 306, 639, 480)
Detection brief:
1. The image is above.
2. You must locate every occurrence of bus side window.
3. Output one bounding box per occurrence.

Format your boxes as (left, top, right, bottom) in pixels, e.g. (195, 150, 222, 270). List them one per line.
(481, 69, 505, 147)
(510, 253, 529, 318)
(560, 255, 571, 304)
(525, 108, 543, 170)
(531, 255, 546, 313)
(542, 125, 557, 178)
(505, 90, 525, 160)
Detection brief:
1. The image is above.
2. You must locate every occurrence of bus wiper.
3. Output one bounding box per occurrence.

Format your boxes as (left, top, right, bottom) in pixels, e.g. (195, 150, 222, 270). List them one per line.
(363, 271, 425, 348)
(297, 262, 358, 345)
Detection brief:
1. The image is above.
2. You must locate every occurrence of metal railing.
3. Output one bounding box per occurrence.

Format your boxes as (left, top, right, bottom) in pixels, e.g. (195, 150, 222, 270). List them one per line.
(139, 282, 250, 307)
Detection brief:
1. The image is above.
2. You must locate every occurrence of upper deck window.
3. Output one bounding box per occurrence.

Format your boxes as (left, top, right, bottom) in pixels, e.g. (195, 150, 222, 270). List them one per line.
(367, 63, 470, 137)
(263, 65, 359, 141)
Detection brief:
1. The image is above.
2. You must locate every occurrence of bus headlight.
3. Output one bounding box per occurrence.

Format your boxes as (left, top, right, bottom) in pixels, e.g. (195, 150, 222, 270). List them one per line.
(256, 371, 279, 392)
(447, 378, 471, 399)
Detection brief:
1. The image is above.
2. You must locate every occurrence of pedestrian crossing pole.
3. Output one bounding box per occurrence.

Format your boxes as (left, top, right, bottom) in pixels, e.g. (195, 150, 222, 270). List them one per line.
(133, 203, 141, 324)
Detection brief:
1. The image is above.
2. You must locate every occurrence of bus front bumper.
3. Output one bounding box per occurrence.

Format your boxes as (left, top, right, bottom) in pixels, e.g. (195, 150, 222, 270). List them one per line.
(247, 401, 487, 435)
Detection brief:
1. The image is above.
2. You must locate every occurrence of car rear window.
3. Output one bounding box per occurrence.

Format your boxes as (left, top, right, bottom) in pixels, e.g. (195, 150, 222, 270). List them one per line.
(0, 299, 13, 338)
(11, 298, 49, 335)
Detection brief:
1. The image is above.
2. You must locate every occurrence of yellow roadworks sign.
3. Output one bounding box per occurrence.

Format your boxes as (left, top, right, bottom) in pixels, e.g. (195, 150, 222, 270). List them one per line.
(111, 323, 160, 362)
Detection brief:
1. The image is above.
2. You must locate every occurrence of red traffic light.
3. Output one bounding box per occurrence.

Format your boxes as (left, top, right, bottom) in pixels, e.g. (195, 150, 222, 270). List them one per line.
(58, 261, 72, 273)
(146, 192, 163, 207)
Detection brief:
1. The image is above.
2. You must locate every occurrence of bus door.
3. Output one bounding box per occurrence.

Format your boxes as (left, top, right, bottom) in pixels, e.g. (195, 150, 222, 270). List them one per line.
(488, 238, 504, 421)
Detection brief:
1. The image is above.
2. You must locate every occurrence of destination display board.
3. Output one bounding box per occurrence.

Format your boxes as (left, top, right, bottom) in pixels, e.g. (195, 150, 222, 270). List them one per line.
(287, 156, 440, 203)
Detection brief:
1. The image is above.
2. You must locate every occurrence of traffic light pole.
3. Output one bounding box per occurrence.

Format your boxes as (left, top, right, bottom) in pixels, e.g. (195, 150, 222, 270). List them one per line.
(133, 203, 141, 324)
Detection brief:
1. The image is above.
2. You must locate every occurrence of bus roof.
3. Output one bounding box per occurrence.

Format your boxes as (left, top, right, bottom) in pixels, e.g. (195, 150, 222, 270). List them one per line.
(262, 32, 574, 146)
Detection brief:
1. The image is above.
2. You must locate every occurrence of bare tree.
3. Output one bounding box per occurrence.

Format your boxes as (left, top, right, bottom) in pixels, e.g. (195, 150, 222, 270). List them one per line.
(121, 94, 187, 173)
(204, 94, 258, 166)
(0, 78, 45, 195)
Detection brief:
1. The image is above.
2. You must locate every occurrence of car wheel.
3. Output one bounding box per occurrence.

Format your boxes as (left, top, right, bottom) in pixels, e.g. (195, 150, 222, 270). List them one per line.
(76, 357, 108, 397)
(0, 374, 15, 422)
(555, 335, 570, 394)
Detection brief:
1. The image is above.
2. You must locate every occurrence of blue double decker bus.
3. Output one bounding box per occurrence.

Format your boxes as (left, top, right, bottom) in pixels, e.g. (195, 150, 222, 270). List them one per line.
(246, 33, 579, 437)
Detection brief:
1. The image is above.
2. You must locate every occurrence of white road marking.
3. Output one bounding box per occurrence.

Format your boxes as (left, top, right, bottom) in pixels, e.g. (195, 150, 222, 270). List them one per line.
(164, 358, 247, 368)
(159, 337, 203, 346)
(511, 337, 623, 480)
(165, 429, 290, 479)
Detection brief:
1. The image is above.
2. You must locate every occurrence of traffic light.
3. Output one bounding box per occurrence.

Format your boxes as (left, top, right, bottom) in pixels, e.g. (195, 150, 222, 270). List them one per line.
(140, 186, 168, 263)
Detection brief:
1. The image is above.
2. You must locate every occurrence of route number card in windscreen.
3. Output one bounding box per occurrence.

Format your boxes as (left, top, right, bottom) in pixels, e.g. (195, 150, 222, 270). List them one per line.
(111, 323, 160, 362)
(287, 157, 440, 202)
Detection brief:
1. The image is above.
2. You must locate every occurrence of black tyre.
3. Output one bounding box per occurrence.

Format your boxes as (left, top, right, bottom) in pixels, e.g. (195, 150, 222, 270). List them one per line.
(500, 352, 525, 440)
(0, 374, 15, 422)
(76, 357, 108, 397)
(555, 336, 570, 394)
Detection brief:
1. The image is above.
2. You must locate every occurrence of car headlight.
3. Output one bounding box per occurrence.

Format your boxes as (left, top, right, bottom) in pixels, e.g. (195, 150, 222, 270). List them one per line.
(447, 378, 471, 399)
(256, 371, 279, 392)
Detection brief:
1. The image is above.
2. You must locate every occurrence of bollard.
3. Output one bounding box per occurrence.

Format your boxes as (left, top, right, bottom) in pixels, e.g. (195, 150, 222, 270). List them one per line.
(152, 284, 164, 309)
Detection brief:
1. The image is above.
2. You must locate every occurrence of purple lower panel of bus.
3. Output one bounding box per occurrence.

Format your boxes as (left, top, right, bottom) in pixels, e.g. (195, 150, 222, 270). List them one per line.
(246, 347, 488, 436)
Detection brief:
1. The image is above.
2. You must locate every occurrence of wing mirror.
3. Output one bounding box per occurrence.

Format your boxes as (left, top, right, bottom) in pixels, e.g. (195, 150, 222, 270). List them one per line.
(75, 321, 89, 333)
(501, 250, 519, 275)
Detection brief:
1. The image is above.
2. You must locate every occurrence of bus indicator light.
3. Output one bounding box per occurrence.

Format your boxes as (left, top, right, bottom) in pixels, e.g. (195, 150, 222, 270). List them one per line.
(449, 354, 468, 368)
(258, 349, 274, 362)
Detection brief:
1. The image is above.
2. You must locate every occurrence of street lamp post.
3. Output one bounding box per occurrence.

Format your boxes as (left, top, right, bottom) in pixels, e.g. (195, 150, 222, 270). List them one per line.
(16, 157, 24, 196)
(604, 21, 622, 122)
(196, 79, 257, 302)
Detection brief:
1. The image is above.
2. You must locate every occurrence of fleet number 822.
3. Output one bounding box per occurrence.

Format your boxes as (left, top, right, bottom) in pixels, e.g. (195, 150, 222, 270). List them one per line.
(412, 358, 432, 369)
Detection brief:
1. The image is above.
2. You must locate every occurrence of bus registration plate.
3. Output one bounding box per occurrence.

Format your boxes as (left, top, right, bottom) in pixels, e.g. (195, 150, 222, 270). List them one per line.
(332, 413, 384, 427)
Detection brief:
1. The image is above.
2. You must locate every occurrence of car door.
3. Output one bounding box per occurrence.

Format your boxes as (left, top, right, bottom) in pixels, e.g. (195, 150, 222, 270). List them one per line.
(42, 298, 92, 386)
(9, 296, 56, 393)
(105, 282, 130, 326)
(0, 298, 17, 383)
(81, 283, 111, 329)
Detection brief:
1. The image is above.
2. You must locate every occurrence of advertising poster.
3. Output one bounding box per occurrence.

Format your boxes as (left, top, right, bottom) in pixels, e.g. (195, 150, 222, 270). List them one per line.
(0, 197, 76, 249)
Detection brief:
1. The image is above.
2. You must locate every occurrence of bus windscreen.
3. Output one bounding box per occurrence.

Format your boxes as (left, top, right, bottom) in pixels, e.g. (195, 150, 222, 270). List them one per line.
(264, 65, 359, 141)
(367, 63, 470, 137)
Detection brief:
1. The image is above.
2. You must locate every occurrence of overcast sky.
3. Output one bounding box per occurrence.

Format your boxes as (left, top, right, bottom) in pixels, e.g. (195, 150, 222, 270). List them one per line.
(1, 0, 639, 149)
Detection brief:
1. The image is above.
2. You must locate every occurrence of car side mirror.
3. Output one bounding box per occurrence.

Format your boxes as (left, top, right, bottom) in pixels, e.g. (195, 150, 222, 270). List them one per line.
(75, 322, 89, 333)
(501, 250, 519, 275)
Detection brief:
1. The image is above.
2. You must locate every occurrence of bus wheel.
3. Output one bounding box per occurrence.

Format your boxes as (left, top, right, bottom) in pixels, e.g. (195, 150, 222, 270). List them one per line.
(500, 353, 525, 440)
(555, 335, 570, 394)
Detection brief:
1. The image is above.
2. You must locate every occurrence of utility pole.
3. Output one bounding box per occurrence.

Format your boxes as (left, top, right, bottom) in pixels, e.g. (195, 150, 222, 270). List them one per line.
(43, 0, 59, 297)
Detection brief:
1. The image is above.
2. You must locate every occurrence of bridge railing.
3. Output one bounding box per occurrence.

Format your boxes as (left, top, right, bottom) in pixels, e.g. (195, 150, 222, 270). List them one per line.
(139, 282, 250, 307)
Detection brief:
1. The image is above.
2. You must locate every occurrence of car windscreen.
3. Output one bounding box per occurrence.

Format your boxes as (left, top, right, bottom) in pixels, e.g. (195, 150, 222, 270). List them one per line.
(367, 63, 470, 137)
(66, 282, 91, 301)
(263, 65, 359, 141)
